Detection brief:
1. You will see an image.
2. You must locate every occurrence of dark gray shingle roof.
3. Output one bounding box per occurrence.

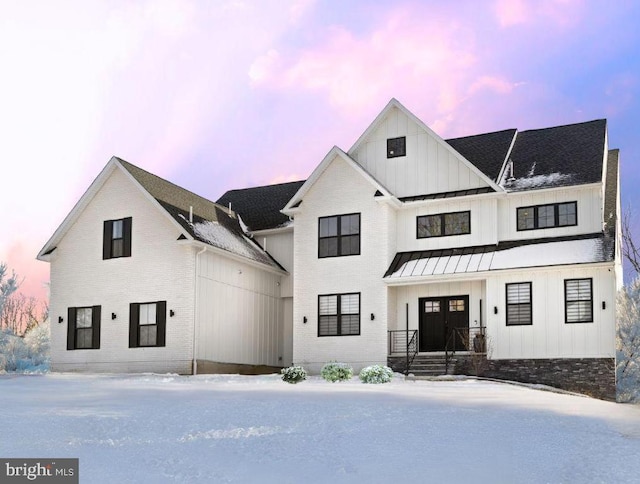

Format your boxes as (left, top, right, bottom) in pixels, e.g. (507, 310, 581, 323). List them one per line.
(217, 180, 305, 231)
(117, 158, 283, 270)
(503, 119, 606, 191)
(215, 120, 608, 225)
(445, 129, 516, 182)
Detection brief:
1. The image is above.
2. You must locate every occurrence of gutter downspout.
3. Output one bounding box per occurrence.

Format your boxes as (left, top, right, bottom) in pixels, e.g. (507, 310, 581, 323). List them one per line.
(193, 245, 207, 375)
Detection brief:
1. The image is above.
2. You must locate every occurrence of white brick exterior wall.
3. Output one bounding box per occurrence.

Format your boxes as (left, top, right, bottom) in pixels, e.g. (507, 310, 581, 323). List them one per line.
(292, 156, 392, 373)
(49, 167, 195, 374)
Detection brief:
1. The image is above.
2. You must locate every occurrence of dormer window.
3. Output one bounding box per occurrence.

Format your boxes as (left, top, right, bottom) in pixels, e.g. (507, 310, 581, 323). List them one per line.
(103, 217, 132, 259)
(387, 137, 406, 158)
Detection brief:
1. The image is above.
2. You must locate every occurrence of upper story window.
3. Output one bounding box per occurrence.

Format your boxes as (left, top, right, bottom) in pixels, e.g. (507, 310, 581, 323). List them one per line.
(318, 213, 360, 258)
(129, 301, 167, 347)
(565, 278, 593, 323)
(318, 293, 360, 336)
(67, 305, 101, 350)
(103, 217, 132, 259)
(417, 211, 471, 238)
(387, 137, 406, 158)
(506, 282, 532, 326)
(516, 202, 577, 231)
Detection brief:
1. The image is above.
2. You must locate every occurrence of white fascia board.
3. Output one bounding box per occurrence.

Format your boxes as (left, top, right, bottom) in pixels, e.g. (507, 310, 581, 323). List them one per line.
(348, 98, 504, 193)
(114, 161, 194, 241)
(181, 240, 287, 276)
(505, 182, 602, 197)
(374, 195, 402, 208)
(251, 225, 294, 236)
(398, 191, 506, 210)
(282, 146, 392, 212)
(37, 157, 120, 260)
(37, 157, 196, 261)
(383, 260, 614, 287)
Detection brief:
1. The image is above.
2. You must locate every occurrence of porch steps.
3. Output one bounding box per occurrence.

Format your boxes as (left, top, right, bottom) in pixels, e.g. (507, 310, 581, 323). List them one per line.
(388, 355, 456, 376)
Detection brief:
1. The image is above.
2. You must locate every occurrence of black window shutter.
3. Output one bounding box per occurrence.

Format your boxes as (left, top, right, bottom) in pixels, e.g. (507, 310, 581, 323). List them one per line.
(67, 307, 76, 350)
(123, 217, 132, 257)
(156, 301, 167, 347)
(129, 303, 139, 348)
(92, 305, 101, 349)
(103, 220, 112, 259)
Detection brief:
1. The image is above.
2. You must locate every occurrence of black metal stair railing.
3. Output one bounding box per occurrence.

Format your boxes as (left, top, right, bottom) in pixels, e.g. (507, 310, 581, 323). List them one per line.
(388, 330, 418, 374)
(444, 328, 457, 375)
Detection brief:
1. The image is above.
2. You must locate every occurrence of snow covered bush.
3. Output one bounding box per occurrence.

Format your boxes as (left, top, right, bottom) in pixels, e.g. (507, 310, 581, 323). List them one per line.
(281, 365, 307, 384)
(617, 278, 640, 402)
(24, 319, 50, 368)
(0, 329, 28, 373)
(359, 365, 393, 384)
(0, 320, 50, 373)
(320, 362, 353, 382)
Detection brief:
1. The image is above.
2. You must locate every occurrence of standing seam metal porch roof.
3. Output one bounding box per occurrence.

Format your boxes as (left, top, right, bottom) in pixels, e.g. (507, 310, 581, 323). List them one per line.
(384, 233, 614, 279)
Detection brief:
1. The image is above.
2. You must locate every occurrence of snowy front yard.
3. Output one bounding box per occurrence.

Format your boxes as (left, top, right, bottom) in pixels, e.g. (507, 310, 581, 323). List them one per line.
(1, 374, 640, 483)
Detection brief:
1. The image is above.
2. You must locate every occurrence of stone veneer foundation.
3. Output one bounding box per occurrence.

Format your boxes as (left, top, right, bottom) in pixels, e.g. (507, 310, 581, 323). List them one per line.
(454, 356, 616, 400)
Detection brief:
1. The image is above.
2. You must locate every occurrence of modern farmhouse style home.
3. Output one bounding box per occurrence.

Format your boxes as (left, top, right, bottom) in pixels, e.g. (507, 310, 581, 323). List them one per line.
(278, 99, 622, 399)
(39, 99, 622, 399)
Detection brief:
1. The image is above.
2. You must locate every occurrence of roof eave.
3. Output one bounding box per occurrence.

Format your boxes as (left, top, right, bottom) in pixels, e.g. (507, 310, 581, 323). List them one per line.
(283, 146, 392, 212)
(37, 157, 121, 260)
(503, 181, 602, 195)
(182, 240, 287, 275)
(383, 260, 615, 286)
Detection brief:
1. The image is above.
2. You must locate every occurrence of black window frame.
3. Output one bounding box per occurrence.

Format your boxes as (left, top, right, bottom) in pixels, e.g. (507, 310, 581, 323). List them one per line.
(564, 278, 593, 324)
(318, 213, 361, 258)
(387, 136, 406, 158)
(317, 292, 361, 337)
(516, 202, 577, 231)
(103, 217, 132, 259)
(129, 301, 167, 348)
(505, 282, 532, 326)
(417, 210, 471, 238)
(67, 305, 101, 350)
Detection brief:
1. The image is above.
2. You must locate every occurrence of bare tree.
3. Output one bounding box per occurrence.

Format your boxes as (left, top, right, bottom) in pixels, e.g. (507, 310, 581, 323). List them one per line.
(0, 293, 45, 335)
(617, 277, 640, 402)
(622, 208, 640, 275)
(0, 262, 19, 319)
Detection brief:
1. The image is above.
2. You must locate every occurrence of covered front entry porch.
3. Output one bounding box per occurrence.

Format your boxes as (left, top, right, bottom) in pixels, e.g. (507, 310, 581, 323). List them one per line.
(386, 280, 487, 375)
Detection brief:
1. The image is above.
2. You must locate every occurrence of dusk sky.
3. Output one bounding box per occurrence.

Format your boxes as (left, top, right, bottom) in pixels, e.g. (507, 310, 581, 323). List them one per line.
(2, 0, 640, 302)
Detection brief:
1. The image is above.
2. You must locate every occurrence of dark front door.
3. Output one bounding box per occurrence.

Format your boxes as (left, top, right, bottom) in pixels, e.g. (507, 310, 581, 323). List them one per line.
(418, 296, 469, 352)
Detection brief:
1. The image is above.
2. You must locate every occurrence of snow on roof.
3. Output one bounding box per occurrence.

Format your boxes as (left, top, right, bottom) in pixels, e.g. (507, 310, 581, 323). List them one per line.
(502, 172, 575, 191)
(385, 235, 611, 279)
(191, 220, 275, 266)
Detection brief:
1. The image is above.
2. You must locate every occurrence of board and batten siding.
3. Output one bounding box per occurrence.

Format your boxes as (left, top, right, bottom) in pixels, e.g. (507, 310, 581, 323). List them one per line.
(485, 265, 615, 359)
(292, 155, 393, 373)
(350, 106, 490, 198)
(396, 197, 498, 252)
(260, 229, 294, 297)
(195, 251, 285, 367)
(49, 167, 195, 374)
(498, 186, 602, 241)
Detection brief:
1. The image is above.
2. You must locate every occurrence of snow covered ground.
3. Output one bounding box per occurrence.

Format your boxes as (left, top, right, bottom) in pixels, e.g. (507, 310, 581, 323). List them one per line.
(1, 374, 640, 483)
